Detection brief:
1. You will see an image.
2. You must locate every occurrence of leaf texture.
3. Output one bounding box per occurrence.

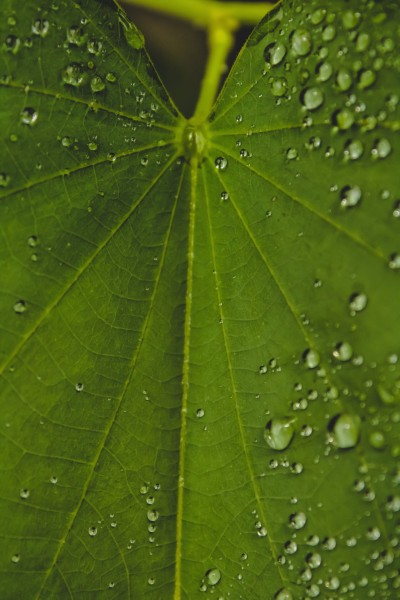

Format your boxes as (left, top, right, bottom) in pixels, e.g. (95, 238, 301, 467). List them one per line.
(0, 0, 399, 598)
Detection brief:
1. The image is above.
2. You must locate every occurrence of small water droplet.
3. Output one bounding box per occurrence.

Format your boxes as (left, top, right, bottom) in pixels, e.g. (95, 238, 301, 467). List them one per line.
(332, 341, 353, 361)
(32, 19, 49, 37)
(306, 552, 322, 569)
(289, 511, 307, 529)
(358, 68, 376, 90)
(11, 554, 20, 563)
(75, 382, 84, 392)
(20, 107, 38, 126)
(205, 568, 221, 586)
(264, 417, 295, 451)
(340, 185, 362, 208)
(147, 509, 159, 522)
(62, 63, 86, 87)
(303, 348, 320, 369)
(333, 108, 354, 130)
(274, 588, 293, 600)
(301, 87, 324, 110)
(371, 138, 392, 159)
(19, 488, 30, 499)
(388, 253, 400, 270)
(215, 157, 228, 171)
(87, 38, 102, 55)
(344, 139, 364, 160)
(88, 526, 97, 537)
(349, 292, 368, 313)
(0, 173, 11, 188)
(330, 413, 361, 449)
(264, 42, 287, 66)
(14, 300, 27, 314)
(90, 75, 105, 93)
(66, 25, 87, 46)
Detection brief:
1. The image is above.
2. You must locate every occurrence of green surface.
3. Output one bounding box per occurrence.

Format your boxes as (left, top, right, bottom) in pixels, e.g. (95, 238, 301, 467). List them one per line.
(0, 0, 400, 598)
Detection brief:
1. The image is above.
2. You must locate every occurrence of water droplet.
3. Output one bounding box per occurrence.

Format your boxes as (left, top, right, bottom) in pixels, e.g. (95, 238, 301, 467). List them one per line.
(147, 577, 155, 585)
(369, 431, 386, 450)
(220, 191, 229, 202)
(215, 157, 228, 171)
(5, 34, 21, 54)
(371, 138, 392, 159)
(274, 588, 293, 600)
(87, 39, 102, 55)
(336, 69, 353, 91)
(50, 475, 58, 484)
(61, 136, 72, 148)
(330, 413, 361, 448)
(88, 526, 97, 537)
(205, 568, 221, 586)
(90, 75, 105, 93)
(19, 488, 30, 499)
(342, 10, 361, 30)
(271, 77, 288, 97)
(332, 341, 353, 361)
(358, 69, 376, 90)
(340, 185, 362, 208)
(11, 554, 20, 563)
(301, 87, 324, 110)
(264, 417, 295, 451)
(196, 408, 205, 418)
(66, 25, 87, 46)
(75, 382, 84, 392)
(322, 24, 336, 42)
(88, 141, 98, 151)
(344, 139, 364, 160)
(62, 63, 86, 87)
(119, 10, 144, 49)
(306, 552, 322, 569)
(284, 540, 298, 554)
(315, 61, 333, 82)
(303, 348, 320, 369)
(349, 292, 368, 313)
(392, 200, 400, 218)
(32, 19, 49, 37)
(333, 108, 354, 130)
(13, 300, 27, 314)
(389, 253, 400, 270)
(0, 173, 11, 188)
(289, 511, 307, 529)
(291, 28, 312, 57)
(264, 42, 287, 66)
(147, 509, 159, 522)
(20, 107, 38, 126)
(286, 147, 298, 160)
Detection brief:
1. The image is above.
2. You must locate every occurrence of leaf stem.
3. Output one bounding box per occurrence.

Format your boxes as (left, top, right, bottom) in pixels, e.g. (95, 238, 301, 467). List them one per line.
(123, 0, 275, 27)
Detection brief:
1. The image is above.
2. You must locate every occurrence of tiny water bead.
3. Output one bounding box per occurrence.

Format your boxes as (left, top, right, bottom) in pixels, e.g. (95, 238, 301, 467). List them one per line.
(0, 173, 11, 188)
(75, 382, 84, 392)
(11, 554, 20, 564)
(88, 526, 97, 537)
(330, 413, 361, 449)
(220, 191, 229, 202)
(20, 107, 38, 126)
(264, 417, 295, 451)
(14, 300, 27, 314)
(205, 568, 221, 586)
(19, 488, 30, 499)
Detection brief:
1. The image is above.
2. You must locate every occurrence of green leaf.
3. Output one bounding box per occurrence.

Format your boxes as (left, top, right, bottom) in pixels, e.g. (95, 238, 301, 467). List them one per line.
(1, 0, 399, 598)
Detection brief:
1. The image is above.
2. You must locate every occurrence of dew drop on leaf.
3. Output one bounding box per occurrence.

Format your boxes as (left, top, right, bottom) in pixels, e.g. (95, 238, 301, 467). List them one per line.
(264, 417, 295, 451)
(388, 253, 400, 270)
(289, 511, 307, 529)
(330, 413, 361, 448)
(88, 526, 97, 537)
(20, 107, 38, 126)
(75, 382, 84, 392)
(32, 19, 49, 37)
(87, 39, 102, 55)
(19, 488, 30, 499)
(349, 292, 368, 313)
(13, 300, 27, 314)
(264, 42, 287, 66)
(11, 554, 20, 563)
(332, 341, 353, 361)
(291, 28, 312, 57)
(0, 173, 11, 188)
(215, 156, 228, 170)
(333, 108, 355, 130)
(316, 61, 333, 82)
(303, 348, 320, 369)
(274, 588, 293, 600)
(90, 76, 105, 93)
(205, 568, 221, 586)
(306, 551, 322, 569)
(371, 138, 392, 159)
(301, 87, 324, 110)
(340, 185, 362, 208)
(344, 139, 364, 160)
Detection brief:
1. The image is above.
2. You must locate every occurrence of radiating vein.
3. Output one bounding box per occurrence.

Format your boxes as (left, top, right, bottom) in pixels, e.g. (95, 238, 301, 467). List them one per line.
(35, 158, 185, 600)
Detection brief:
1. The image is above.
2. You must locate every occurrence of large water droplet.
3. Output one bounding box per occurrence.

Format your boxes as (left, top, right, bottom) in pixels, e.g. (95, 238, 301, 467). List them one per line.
(349, 292, 368, 313)
(332, 341, 353, 361)
(333, 109, 354, 130)
(291, 29, 312, 56)
(289, 511, 307, 529)
(215, 156, 228, 170)
(344, 139, 364, 160)
(336, 69, 353, 91)
(274, 588, 293, 600)
(118, 10, 144, 49)
(330, 413, 361, 448)
(357, 68, 376, 90)
(315, 61, 333, 82)
(264, 417, 295, 451)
